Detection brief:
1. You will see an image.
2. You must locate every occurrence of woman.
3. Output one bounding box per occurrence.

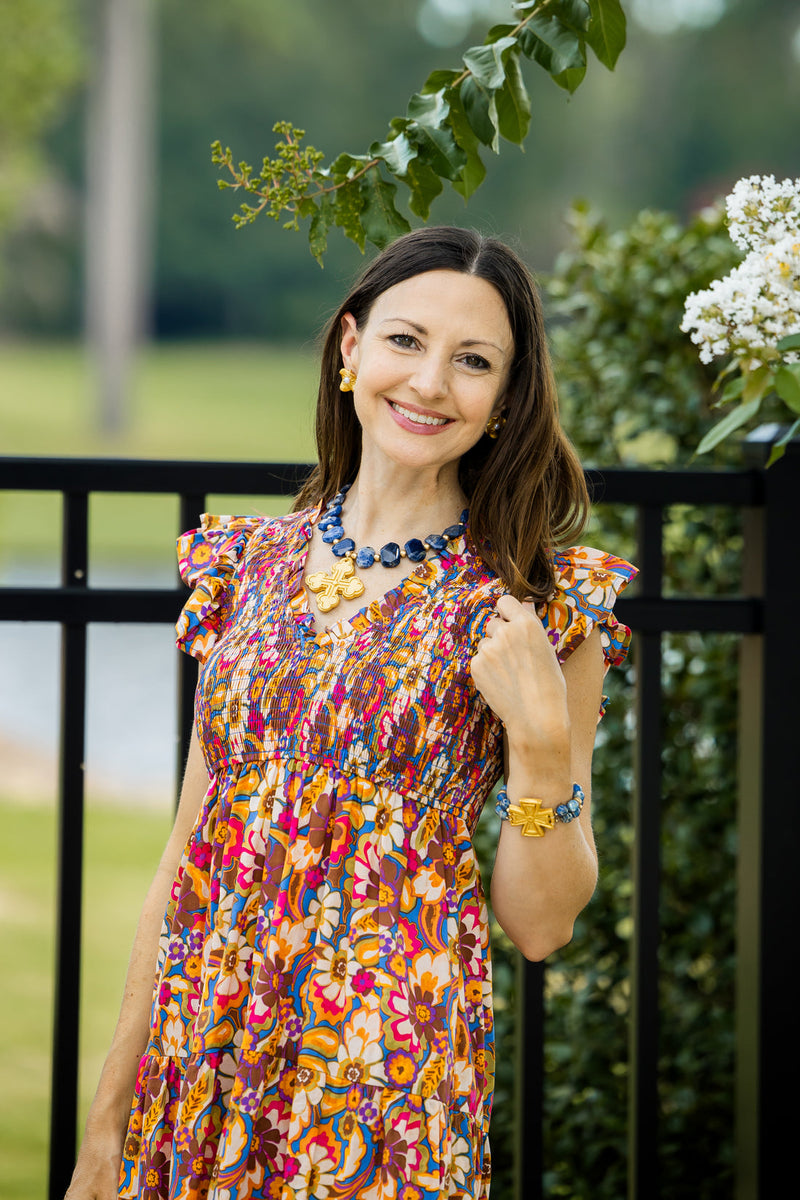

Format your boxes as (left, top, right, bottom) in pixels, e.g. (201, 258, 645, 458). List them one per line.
(66, 226, 636, 1199)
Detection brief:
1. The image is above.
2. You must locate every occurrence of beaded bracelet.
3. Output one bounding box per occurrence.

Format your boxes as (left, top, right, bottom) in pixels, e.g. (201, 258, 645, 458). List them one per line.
(495, 784, 585, 838)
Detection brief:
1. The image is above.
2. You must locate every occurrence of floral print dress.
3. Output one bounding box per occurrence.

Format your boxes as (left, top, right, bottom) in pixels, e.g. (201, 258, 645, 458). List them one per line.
(118, 507, 636, 1200)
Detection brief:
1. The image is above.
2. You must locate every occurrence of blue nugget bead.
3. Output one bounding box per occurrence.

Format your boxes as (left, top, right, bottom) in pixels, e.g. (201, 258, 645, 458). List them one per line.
(404, 538, 426, 562)
(332, 538, 355, 557)
(356, 546, 377, 568)
(426, 533, 447, 552)
(380, 543, 401, 568)
(322, 525, 344, 543)
(567, 797, 582, 817)
(318, 515, 338, 532)
(443, 523, 465, 540)
(555, 804, 569, 822)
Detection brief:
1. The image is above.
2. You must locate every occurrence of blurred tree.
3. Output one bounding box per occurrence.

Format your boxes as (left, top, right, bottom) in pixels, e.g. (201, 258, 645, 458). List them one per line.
(0, 0, 81, 234)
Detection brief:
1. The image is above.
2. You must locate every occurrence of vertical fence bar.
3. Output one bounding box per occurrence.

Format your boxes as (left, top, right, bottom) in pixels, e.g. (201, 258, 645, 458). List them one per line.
(628, 504, 663, 1200)
(756, 443, 800, 1193)
(735, 504, 763, 1200)
(48, 491, 89, 1200)
(516, 958, 545, 1200)
(175, 494, 205, 802)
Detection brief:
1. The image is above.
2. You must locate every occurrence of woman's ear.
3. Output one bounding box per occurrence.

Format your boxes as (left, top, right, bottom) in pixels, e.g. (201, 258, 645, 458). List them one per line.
(340, 312, 359, 371)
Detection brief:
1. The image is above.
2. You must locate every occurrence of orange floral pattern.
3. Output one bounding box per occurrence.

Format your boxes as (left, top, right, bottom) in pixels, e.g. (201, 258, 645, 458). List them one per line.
(118, 509, 635, 1198)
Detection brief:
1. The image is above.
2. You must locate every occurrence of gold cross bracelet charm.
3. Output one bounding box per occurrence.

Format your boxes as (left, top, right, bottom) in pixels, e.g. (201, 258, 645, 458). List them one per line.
(305, 558, 365, 612)
(506, 798, 557, 838)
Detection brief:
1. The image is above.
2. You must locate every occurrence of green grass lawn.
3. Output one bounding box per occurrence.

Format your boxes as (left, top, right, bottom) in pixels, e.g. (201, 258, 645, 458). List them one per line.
(0, 340, 320, 560)
(0, 797, 172, 1199)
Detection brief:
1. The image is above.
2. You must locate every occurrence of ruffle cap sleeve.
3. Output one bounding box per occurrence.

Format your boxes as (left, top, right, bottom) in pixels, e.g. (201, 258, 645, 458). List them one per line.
(175, 514, 260, 662)
(542, 546, 637, 671)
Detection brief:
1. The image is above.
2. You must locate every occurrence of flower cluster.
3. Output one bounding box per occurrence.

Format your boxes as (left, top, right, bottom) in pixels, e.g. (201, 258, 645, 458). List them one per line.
(681, 175, 800, 368)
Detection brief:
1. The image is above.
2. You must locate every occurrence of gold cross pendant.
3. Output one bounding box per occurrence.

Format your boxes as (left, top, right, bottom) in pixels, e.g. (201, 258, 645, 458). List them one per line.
(305, 557, 365, 613)
(507, 798, 556, 838)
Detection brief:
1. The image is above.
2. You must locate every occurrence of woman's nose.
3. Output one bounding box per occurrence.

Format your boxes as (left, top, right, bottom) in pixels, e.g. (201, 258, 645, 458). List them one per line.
(409, 354, 448, 401)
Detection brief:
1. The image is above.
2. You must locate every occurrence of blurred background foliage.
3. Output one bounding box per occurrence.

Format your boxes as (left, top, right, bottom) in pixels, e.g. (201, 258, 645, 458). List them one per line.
(0, 0, 795, 1196)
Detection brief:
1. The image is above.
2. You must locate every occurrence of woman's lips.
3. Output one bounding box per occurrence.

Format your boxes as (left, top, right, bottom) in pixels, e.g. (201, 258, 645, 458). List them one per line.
(385, 398, 454, 435)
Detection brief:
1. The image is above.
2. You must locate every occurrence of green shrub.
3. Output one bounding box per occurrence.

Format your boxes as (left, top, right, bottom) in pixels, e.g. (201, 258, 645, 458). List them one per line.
(477, 201, 745, 1198)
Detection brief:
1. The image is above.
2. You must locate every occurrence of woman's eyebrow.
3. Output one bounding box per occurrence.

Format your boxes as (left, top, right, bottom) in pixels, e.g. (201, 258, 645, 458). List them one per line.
(378, 317, 507, 355)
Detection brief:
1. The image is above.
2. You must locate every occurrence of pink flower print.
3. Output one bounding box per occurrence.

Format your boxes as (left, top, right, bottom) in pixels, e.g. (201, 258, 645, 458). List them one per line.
(352, 968, 375, 995)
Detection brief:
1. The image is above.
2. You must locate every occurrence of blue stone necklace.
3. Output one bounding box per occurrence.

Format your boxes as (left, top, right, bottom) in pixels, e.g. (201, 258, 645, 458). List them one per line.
(305, 483, 468, 613)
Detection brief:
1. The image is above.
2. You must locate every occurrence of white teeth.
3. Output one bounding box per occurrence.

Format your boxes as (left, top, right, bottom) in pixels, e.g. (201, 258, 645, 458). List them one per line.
(390, 401, 448, 426)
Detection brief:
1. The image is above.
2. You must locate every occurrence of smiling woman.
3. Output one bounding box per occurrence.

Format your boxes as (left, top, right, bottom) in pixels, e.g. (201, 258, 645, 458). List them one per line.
(65, 226, 636, 1200)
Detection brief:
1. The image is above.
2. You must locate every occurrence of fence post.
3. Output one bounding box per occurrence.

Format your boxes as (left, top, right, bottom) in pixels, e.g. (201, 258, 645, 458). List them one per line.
(740, 439, 800, 1196)
(48, 492, 89, 1199)
(628, 504, 664, 1200)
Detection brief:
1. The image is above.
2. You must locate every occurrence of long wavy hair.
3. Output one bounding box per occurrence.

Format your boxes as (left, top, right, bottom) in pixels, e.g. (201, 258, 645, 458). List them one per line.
(293, 225, 589, 601)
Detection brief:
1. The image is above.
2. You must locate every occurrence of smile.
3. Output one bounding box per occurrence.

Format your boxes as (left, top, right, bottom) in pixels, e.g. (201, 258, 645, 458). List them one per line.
(389, 401, 450, 427)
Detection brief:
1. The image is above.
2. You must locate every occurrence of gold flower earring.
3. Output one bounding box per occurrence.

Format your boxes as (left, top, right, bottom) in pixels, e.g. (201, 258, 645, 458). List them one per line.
(339, 367, 357, 392)
(485, 411, 506, 439)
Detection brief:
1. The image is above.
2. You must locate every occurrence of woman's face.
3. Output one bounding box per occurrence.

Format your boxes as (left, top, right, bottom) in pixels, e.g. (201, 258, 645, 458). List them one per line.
(340, 269, 514, 482)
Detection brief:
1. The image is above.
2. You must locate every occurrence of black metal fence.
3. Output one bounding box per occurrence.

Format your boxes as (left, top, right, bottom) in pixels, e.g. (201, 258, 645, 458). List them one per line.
(0, 449, 797, 1200)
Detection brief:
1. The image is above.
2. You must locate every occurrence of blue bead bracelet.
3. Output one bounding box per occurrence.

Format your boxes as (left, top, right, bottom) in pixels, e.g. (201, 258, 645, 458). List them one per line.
(495, 784, 585, 838)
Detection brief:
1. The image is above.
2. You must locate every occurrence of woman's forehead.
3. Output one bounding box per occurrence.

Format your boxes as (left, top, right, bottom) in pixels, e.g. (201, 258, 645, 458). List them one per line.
(366, 269, 513, 349)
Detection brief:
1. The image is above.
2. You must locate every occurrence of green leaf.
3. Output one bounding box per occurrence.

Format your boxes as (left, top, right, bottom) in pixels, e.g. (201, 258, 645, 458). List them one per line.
(495, 52, 531, 144)
(519, 14, 586, 91)
(404, 90, 466, 182)
(766, 417, 800, 465)
(447, 90, 487, 199)
(775, 363, 800, 415)
(308, 194, 334, 266)
(369, 132, 416, 176)
(484, 23, 517, 45)
(777, 332, 800, 353)
(552, 0, 592, 34)
(402, 156, 443, 220)
(462, 36, 517, 89)
(461, 76, 500, 150)
(420, 68, 461, 95)
(714, 375, 745, 408)
(407, 89, 449, 126)
(695, 397, 762, 456)
(333, 178, 367, 252)
(742, 364, 771, 403)
(360, 168, 411, 249)
(586, 0, 626, 69)
(327, 151, 372, 184)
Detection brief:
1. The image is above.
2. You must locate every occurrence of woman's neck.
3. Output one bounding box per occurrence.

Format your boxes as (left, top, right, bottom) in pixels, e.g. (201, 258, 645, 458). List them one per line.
(341, 461, 467, 548)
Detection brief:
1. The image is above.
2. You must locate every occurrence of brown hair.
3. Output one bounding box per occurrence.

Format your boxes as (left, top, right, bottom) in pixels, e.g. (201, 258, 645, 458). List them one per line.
(293, 225, 589, 601)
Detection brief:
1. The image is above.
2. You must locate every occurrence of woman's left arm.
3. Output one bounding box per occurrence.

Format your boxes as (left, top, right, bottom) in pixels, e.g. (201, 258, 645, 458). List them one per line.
(470, 595, 606, 961)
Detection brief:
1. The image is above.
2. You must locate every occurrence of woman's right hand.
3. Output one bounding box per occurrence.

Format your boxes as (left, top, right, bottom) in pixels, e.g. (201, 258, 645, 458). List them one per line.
(64, 1128, 124, 1199)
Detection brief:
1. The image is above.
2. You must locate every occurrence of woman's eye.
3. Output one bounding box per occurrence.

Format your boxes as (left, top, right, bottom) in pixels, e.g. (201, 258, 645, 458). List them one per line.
(462, 353, 490, 370)
(389, 333, 418, 349)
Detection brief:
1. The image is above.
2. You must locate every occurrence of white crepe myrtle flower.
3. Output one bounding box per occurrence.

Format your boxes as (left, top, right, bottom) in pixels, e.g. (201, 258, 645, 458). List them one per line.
(681, 175, 800, 369)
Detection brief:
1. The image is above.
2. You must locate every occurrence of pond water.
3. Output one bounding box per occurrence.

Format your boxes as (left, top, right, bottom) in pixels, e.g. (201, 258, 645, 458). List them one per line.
(0, 558, 181, 804)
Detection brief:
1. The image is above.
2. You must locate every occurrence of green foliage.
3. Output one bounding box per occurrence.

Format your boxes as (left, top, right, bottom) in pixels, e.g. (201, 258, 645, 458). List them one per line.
(0, 0, 81, 232)
(474, 201, 746, 1196)
(546, 201, 744, 467)
(213, 0, 628, 260)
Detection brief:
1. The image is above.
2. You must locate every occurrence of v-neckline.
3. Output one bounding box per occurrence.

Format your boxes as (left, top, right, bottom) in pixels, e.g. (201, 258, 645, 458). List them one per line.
(285, 505, 467, 647)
